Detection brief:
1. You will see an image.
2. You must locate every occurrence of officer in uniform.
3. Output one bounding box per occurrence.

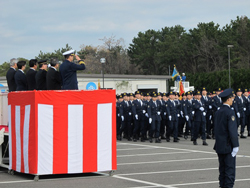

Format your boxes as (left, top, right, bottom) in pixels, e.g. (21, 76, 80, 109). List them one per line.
(6, 58, 17, 92)
(243, 89, 250, 136)
(26, 59, 38, 90)
(36, 59, 48, 90)
(183, 91, 193, 139)
(192, 91, 208, 146)
(116, 94, 123, 140)
(160, 93, 168, 139)
(214, 88, 239, 188)
(60, 50, 86, 90)
(147, 93, 161, 143)
(46, 58, 62, 90)
(15, 61, 28, 91)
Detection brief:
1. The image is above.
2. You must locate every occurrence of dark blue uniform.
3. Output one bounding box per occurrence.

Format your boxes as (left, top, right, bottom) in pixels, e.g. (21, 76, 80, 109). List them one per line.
(59, 60, 85, 90)
(15, 70, 28, 91)
(6, 68, 17, 92)
(166, 100, 178, 142)
(26, 68, 37, 90)
(214, 104, 239, 188)
(132, 99, 145, 141)
(119, 100, 133, 140)
(234, 95, 246, 136)
(183, 99, 193, 138)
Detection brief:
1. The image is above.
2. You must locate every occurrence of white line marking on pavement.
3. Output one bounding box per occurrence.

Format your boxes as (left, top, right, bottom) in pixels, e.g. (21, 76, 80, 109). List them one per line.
(117, 147, 156, 151)
(116, 165, 250, 176)
(113, 175, 178, 188)
(118, 157, 218, 166)
(117, 151, 193, 157)
(0, 180, 34, 184)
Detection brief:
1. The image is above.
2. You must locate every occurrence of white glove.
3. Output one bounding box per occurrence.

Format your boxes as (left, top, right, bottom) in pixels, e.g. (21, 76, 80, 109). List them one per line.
(185, 115, 189, 121)
(157, 111, 161, 115)
(209, 105, 212, 109)
(237, 112, 240, 118)
(121, 116, 124, 121)
(231, 147, 239, 157)
(135, 114, 138, 120)
(118, 114, 120, 117)
(192, 111, 195, 115)
(244, 108, 246, 111)
(180, 111, 183, 116)
(199, 107, 204, 111)
(217, 107, 220, 111)
(149, 118, 152, 124)
(209, 115, 212, 120)
(177, 114, 180, 117)
(231, 107, 234, 110)
(169, 116, 172, 121)
(129, 112, 132, 115)
(203, 112, 206, 116)
(143, 110, 146, 114)
(145, 113, 148, 117)
(164, 112, 166, 116)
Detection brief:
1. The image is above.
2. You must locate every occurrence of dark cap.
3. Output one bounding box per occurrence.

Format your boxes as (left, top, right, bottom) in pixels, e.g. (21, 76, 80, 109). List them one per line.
(169, 91, 174, 95)
(236, 88, 242, 92)
(218, 88, 234, 98)
(38, 59, 48, 64)
(202, 87, 207, 91)
(216, 88, 222, 92)
(186, 91, 191, 96)
(135, 91, 141, 95)
(195, 90, 201, 95)
(152, 93, 158, 97)
(244, 88, 249, 92)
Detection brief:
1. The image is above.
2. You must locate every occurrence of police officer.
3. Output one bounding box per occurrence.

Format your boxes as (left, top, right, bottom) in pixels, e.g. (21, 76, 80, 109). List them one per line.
(46, 58, 62, 90)
(6, 58, 17, 92)
(243, 89, 250, 136)
(183, 91, 193, 139)
(116, 94, 123, 140)
(60, 50, 85, 90)
(15, 61, 28, 91)
(36, 59, 48, 90)
(214, 88, 239, 188)
(26, 59, 38, 90)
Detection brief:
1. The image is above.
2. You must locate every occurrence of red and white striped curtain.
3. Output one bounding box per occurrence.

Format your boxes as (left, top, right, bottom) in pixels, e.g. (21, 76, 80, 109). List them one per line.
(8, 90, 117, 175)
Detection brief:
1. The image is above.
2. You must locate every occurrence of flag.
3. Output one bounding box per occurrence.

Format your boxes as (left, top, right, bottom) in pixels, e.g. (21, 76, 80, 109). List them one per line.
(8, 90, 117, 175)
(172, 65, 179, 81)
(179, 80, 185, 100)
(98, 79, 101, 89)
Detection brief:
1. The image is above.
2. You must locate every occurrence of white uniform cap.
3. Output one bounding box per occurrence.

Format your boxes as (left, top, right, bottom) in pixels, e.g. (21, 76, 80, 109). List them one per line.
(63, 49, 75, 56)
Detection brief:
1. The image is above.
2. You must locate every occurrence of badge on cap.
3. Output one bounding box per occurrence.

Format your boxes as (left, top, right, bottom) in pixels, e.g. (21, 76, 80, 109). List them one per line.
(63, 49, 75, 56)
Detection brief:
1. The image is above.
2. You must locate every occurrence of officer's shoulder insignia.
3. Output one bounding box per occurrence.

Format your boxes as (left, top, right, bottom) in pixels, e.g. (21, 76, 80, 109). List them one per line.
(231, 116, 235, 121)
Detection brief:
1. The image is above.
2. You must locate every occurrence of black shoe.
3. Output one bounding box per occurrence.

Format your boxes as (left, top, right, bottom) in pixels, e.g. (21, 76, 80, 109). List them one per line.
(173, 138, 179, 142)
(149, 138, 153, 143)
(166, 137, 170, 142)
(206, 135, 211, 139)
(155, 138, 161, 143)
(141, 138, 145, 142)
(161, 135, 166, 139)
(176, 137, 180, 141)
(133, 138, 137, 142)
(203, 141, 208, 146)
(193, 141, 198, 145)
(128, 137, 132, 141)
(178, 134, 183, 138)
(248, 132, 250, 137)
(184, 135, 188, 140)
(191, 137, 194, 141)
(240, 134, 247, 139)
(117, 135, 122, 141)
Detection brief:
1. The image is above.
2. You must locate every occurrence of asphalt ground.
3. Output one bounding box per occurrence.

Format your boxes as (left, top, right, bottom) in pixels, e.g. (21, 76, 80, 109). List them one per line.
(1, 131, 250, 188)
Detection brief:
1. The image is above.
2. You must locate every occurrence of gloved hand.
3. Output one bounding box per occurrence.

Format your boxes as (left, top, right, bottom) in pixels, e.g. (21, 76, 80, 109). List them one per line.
(231, 107, 234, 110)
(169, 116, 172, 121)
(217, 107, 220, 111)
(157, 111, 161, 115)
(192, 111, 195, 115)
(237, 112, 240, 118)
(143, 110, 146, 114)
(244, 108, 246, 111)
(203, 112, 206, 116)
(199, 107, 204, 111)
(129, 112, 132, 115)
(118, 113, 120, 117)
(135, 114, 138, 120)
(231, 147, 239, 157)
(209, 105, 212, 109)
(121, 116, 124, 121)
(145, 113, 148, 117)
(149, 118, 152, 124)
(164, 112, 166, 116)
(209, 115, 212, 120)
(185, 115, 189, 121)
(180, 111, 183, 117)
(177, 114, 180, 117)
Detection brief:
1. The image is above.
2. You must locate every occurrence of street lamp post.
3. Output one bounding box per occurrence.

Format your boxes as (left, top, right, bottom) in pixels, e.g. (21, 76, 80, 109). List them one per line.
(227, 45, 234, 88)
(100, 58, 106, 89)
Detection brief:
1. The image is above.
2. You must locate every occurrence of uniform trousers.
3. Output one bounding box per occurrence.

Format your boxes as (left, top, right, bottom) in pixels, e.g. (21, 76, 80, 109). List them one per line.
(193, 121, 206, 140)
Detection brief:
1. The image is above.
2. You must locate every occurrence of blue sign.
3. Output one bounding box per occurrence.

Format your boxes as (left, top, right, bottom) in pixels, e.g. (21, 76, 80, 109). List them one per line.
(86, 82, 97, 90)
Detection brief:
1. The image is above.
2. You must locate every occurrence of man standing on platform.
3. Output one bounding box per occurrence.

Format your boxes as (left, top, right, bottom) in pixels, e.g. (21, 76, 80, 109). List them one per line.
(36, 60, 48, 90)
(6, 58, 17, 92)
(15, 61, 28, 91)
(26, 59, 38, 90)
(60, 50, 86, 90)
(214, 88, 239, 188)
(46, 58, 62, 90)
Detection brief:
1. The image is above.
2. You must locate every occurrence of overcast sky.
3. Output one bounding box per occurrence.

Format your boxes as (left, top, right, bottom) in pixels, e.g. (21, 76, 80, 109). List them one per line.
(0, 0, 249, 64)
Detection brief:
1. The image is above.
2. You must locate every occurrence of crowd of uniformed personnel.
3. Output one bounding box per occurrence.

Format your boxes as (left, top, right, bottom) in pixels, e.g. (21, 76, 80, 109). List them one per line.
(6, 50, 86, 92)
(116, 87, 250, 145)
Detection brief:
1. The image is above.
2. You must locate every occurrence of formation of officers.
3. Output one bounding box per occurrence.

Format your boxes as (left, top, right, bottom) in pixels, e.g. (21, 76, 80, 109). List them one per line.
(6, 50, 86, 92)
(116, 87, 250, 145)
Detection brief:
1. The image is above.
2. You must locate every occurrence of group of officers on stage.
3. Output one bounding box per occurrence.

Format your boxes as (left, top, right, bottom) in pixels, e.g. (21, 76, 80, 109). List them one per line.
(6, 50, 86, 92)
(116, 87, 250, 146)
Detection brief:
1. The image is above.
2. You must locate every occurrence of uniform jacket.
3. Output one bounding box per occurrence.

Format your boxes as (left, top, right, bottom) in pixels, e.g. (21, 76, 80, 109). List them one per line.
(147, 100, 161, 121)
(132, 99, 144, 120)
(59, 60, 85, 90)
(15, 70, 28, 91)
(26, 68, 37, 90)
(119, 100, 132, 121)
(214, 104, 239, 154)
(212, 95, 222, 111)
(183, 99, 194, 121)
(234, 95, 245, 118)
(36, 69, 47, 90)
(6, 68, 16, 92)
(46, 67, 62, 90)
(166, 100, 178, 121)
(192, 100, 206, 122)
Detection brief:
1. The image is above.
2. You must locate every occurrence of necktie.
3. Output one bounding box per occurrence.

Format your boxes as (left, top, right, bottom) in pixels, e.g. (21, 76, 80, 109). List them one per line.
(154, 101, 157, 107)
(173, 101, 175, 106)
